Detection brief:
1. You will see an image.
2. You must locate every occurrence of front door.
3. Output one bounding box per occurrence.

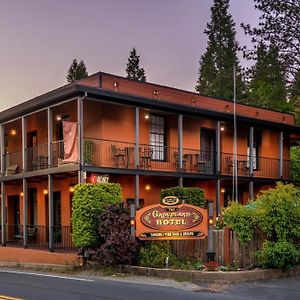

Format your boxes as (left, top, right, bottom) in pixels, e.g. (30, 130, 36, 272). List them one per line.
(7, 195, 20, 237)
(200, 129, 216, 173)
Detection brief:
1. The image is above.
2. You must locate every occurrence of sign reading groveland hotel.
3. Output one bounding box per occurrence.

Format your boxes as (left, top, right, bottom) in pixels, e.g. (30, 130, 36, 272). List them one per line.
(136, 196, 208, 240)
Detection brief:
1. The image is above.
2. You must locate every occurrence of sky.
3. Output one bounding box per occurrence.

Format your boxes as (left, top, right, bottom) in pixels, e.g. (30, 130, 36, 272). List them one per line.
(0, 0, 260, 111)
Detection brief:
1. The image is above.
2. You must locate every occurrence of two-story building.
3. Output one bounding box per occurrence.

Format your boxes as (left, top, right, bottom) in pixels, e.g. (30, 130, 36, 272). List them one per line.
(0, 71, 299, 253)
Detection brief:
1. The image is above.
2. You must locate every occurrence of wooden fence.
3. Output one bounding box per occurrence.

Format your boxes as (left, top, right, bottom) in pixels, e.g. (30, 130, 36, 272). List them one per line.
(170, 228, 265, 268)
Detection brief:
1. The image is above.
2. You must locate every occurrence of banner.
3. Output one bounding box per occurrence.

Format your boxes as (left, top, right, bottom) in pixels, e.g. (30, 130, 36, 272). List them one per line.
(62, 121, 78, 163)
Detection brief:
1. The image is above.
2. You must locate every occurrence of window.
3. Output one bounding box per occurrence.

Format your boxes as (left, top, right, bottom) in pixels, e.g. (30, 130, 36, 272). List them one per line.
(150, 115, 166, 161)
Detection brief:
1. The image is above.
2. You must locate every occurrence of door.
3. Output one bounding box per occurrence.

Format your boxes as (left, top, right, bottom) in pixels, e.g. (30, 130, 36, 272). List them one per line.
(27, 131, 37, 170)
(45, 191, 62, 243)
(7, 195, 20, 237)
(200, 129, 216, 173)
(28, 188, 37, 226)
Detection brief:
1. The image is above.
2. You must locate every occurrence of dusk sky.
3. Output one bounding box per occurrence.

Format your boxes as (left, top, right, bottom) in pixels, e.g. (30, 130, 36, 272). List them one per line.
(0, 0, 260, 111)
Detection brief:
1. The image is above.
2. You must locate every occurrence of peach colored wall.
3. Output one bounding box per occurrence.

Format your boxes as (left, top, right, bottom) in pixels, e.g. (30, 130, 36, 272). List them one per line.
(26, 111, 48, 145)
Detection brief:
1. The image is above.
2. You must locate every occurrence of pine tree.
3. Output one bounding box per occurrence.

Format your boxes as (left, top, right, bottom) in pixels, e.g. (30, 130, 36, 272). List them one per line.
(66, 58, 88, 83)
(242, 0, 300, 82)
(196, 0, 245, 100)
(247, 43, 289, 112)
(290, 68, 300, 125)
(126, 48, 146, 82)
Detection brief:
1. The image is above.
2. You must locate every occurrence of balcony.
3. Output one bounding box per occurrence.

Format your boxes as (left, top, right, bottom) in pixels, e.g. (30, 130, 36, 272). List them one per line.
(2, 140, 79, 175)
(84, 138, 291, 180)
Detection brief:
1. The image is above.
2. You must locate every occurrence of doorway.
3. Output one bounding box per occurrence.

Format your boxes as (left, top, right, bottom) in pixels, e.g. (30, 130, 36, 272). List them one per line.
(7, 195, 20, 237)
(200, 128, 216, 173)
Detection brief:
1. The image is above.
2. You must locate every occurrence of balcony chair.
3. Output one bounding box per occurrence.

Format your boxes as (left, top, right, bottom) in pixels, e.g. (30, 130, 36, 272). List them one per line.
(140, 147, 153, 169)
(225, 156, 233, 174)
(111, 145, 127, 167)
(5, 164, 18, 176)
(174, 152, 187, 171)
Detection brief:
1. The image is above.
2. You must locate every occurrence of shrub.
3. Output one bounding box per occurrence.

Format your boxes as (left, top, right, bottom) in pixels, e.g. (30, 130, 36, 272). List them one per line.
(161, 186, 206, 207)
(259, 240, 299, 270)
(138, 242, 176, 268)
(255, 182, 300, 242)
(72, 183, 122, 249)
(204, 261, 219, 271)
(95, 205, 139, 266)
(223, 202, 256, 245)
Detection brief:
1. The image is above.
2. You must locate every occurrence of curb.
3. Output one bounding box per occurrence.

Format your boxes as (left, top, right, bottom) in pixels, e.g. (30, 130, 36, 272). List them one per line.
(122, 265, 300, 284)
(0, 262, 73, 272)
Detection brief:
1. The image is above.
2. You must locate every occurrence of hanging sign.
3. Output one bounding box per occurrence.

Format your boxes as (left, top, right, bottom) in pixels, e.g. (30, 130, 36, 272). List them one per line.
(136, 197, 208, 240)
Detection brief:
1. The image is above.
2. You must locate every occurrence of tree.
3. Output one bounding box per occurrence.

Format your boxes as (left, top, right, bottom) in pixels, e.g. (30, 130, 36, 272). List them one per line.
(242, 0, 300, 83)
(195, 0, 245, 101)
(246, 43, 290, 112)
(126, 48, 146, 82)
(66, 58, 88, 83)
(290, 68, 300, 124)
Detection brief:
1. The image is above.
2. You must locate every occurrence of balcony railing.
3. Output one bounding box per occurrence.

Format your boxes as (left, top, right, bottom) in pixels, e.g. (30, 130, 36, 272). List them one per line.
(84, 138, 291, 179)
(1, 138, 292, 180)
(3, 224, 76, 252)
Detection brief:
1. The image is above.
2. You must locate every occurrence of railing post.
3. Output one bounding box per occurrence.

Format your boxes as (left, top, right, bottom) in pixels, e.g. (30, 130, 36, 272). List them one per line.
(279, 131, 283, 179)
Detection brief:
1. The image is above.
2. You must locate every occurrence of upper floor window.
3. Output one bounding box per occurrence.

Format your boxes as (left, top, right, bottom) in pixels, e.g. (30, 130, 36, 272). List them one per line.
(150, 114, 166, 161)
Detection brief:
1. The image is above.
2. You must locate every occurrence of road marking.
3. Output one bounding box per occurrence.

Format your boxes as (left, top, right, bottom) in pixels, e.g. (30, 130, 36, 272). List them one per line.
(0, 270, 94, 282)
(0, 296, 23, 300)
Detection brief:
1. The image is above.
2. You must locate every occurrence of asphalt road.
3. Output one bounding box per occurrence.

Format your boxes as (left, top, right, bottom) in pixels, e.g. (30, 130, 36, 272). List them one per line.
(0, 269, 299, 300)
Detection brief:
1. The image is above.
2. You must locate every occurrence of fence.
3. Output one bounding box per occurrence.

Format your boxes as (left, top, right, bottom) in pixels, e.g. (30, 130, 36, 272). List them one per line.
(170, 228, 265, 268)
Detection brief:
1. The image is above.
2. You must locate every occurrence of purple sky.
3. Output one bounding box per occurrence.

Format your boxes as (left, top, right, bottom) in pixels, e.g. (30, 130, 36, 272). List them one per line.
(0, 0, 260, 111)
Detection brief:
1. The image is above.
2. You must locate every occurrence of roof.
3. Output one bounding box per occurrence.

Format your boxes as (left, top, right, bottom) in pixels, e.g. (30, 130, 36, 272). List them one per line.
(0, 71, 299, 134)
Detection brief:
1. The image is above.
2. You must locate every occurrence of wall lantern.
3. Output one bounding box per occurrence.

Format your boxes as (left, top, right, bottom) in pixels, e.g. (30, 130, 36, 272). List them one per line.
(10, 129, 17, 136)
(43, 189, 48, 195)
(20, 192, 24, 197)
(144, 113, 150, 120)
(221, 188, 226, 193)
(220, 125, 225, 132)
(56, 115, 62, 121)
(145, 184, 151, 191)
(69, 186, 75, 193)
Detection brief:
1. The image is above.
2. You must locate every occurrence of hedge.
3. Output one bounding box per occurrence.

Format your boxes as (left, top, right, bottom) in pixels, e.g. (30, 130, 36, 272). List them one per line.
(161, 186, 206, 208)
(72, 183, 122, 249)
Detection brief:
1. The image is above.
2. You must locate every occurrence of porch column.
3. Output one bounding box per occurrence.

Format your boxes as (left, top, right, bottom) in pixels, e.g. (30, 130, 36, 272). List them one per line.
(1, 181, 6, 246)
(178, 114, 183, 186)
(48, 174, 54, 251)
(279, 131, 283, 179)
(216, 121, 221, 174)
(249, 181, 254, 200)
(206, 200, 215, 261)
(134, 107, 139, 168)
(216, 179, 221, 215)
(77, 97, 84, 183)
(249, 126, 254, 176)
(135, 175, 139, 210)
(0, 124, 5, 245)
(23, 178, 28, 248)
(47, 108, 53, 168)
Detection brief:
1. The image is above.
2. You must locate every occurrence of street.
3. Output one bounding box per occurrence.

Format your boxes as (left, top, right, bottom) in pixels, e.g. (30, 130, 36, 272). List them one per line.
(0, 269, 299, 300)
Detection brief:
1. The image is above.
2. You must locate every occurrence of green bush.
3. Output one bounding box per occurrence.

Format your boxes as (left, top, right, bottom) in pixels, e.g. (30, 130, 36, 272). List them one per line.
(95, 205, 139, 266)
(223, 202, 256, 245)
(138, 242, 176, 268)
(72, 183, 122, 249)
(161, 186, 206, 208)
(255, 182, 300, 242)
(259, 240, 299, 270)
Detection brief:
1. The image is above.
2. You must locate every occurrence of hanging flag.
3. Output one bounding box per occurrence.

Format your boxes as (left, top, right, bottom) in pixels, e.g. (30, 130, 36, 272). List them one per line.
(62, 121, 78, 163)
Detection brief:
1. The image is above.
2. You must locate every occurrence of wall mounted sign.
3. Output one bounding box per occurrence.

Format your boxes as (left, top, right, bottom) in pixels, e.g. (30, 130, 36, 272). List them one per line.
(90, 174, 109, 184)
(136, 199, 208, 240)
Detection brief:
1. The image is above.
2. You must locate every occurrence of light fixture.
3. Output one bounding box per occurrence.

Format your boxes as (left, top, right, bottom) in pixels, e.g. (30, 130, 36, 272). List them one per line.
(113, 82, 118, 87)
(10, 129, 17, 136)
(144, 113, 150, 120)
(221, 188, 226, 193)
(220, 125, 225, 132)
(56, 115, 62, 121)
(130, 219, 135, 226)
(69, 186, 75, 193)
(145, 184, 151, 191)
(43, 189, 48, 195)
(20, 192, 24, 197)
(208, 218, 215, 225)
(153, 90, 158, 96)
